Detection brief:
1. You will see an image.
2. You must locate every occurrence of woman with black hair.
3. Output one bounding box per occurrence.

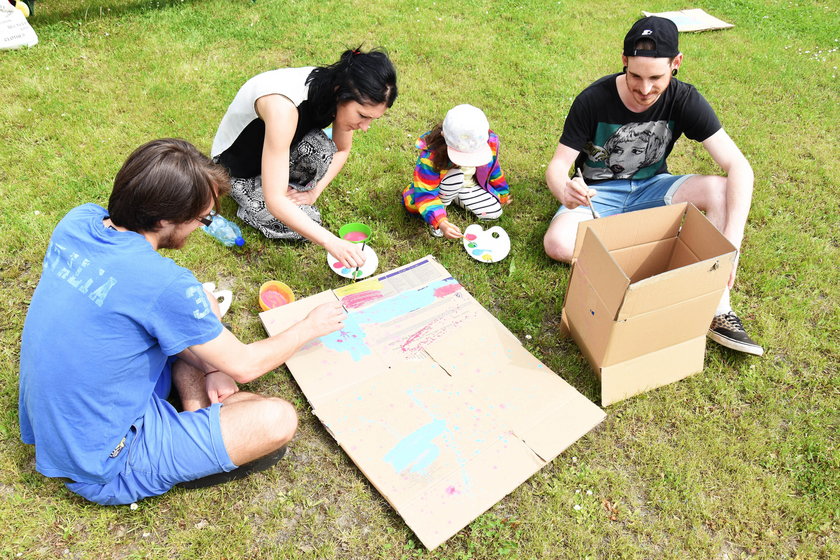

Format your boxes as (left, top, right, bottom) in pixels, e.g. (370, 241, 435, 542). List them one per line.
(211, 49, 397, 268)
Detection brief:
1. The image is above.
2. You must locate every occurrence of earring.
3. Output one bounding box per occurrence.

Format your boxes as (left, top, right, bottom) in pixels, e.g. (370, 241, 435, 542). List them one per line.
(622, 66, 627, 73)
(672, 68, 678, 76)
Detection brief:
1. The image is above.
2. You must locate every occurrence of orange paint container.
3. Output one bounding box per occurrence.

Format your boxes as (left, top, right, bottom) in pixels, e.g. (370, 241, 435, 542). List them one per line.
(259, 281, 295, 311)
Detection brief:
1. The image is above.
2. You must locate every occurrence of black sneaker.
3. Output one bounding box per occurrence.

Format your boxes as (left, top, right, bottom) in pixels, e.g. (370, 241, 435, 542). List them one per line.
(176, 446, 287, 490)
(708, 312, 764, 356)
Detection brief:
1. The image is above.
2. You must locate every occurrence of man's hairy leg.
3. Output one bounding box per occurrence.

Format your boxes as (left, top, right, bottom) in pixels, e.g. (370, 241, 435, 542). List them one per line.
(173, 285, 298, 464)
(219, 396, 298, 466)
(172, 358, 211, 411)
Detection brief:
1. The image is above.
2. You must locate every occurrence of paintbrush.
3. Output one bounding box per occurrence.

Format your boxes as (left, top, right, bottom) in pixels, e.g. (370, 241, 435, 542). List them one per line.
(352, 241, 366, 283)
(576, 168, 600, 219)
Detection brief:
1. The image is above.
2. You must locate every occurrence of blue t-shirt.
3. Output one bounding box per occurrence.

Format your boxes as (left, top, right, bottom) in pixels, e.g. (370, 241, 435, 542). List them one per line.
(19, 204, 223, 484)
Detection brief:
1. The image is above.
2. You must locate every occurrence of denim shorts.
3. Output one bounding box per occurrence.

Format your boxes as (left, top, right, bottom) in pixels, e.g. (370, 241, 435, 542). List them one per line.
(66, 386, 236, 505)
(553, 173, 694, 219)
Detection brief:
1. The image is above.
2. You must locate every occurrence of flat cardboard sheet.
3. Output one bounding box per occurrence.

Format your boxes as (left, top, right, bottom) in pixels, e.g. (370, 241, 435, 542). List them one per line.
(642, 8, 734, 32)
(260, 256, 605, 549)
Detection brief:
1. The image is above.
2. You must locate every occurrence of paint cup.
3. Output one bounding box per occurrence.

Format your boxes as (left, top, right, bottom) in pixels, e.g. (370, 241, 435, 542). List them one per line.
(338, 222, 372, 244)
(258, 281, 295, 311)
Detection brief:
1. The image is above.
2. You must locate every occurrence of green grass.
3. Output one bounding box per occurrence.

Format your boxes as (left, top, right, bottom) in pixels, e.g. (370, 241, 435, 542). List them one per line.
(1, 0, 838, 558)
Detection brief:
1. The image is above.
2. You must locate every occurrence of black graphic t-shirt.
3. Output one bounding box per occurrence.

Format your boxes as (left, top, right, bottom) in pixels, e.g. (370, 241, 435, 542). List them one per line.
(560, 74, 721, 183)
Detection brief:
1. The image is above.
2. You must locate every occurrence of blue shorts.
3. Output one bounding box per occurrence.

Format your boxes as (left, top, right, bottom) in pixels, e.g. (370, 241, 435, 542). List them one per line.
(66, 371, 237, 505)
(553, 173, 694, 219)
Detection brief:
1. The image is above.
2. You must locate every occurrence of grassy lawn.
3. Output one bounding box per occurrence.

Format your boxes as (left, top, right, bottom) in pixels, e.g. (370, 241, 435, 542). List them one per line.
(1, 0, 837, 558)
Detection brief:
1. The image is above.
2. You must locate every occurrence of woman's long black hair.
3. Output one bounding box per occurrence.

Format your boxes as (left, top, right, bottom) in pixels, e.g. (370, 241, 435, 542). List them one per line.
(296, 48, 398, 140)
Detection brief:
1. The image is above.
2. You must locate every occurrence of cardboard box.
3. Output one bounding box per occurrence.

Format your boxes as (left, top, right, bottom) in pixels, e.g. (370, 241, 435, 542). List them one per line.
(261, 256, 605, 549)
(561, 203, 736, 406)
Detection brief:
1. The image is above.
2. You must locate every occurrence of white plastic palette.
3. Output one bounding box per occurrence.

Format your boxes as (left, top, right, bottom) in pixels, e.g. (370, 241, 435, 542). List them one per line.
(327, 244, 379, 279)
(462, 224, 511, 263)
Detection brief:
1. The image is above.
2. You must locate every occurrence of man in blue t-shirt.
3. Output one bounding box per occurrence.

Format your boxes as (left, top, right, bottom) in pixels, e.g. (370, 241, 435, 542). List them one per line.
(19, 139, 346, 505)
(544, 16, 762, 356)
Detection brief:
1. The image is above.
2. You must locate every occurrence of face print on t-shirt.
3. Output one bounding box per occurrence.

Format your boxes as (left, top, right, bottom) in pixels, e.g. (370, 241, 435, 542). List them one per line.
(584, 120, 673, 180)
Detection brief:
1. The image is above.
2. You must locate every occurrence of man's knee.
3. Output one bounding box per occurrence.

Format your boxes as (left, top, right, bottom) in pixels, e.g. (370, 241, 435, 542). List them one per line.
(263, 397, 298, 446)
(221, 394, 298, 457)
(544, 223, 575, 263)
(676, 175, 727, 213)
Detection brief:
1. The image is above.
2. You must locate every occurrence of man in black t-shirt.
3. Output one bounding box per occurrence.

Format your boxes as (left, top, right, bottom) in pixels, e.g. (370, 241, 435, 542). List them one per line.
(544, 16, 762, 356)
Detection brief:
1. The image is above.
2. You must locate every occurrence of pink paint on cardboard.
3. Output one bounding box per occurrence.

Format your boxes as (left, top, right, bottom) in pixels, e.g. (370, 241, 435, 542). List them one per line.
(433, 282, 462, 298)
(341, 290, 385, 309)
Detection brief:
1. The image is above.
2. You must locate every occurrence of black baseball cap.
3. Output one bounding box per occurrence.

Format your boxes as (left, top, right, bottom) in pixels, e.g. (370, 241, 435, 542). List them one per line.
(623, 16, 680, 58)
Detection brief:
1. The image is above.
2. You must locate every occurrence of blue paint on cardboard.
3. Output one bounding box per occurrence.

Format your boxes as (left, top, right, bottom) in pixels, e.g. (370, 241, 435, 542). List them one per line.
(384, 419, 447, 474)
(320, 278, 460, 361)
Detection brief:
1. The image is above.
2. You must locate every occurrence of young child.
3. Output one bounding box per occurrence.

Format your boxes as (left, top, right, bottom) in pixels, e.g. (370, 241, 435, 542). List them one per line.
(403, 105, 511, 238)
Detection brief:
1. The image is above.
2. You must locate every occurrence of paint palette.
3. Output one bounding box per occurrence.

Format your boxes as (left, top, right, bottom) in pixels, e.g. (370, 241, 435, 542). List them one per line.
(462, 224, 511, 263)
(327, 244, 379, 279)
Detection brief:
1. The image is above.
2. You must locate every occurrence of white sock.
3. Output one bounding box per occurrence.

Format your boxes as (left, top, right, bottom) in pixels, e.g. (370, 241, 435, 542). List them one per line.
(715, 288, 732, 316)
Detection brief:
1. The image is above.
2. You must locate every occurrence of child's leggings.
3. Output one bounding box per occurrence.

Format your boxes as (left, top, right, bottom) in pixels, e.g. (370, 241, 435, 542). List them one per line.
(438, 168, 503, 220)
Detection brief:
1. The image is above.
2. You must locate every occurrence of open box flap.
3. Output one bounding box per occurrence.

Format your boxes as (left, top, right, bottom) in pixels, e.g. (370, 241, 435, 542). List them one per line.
(575, 227, 630, 319)
(680, 204, 738, 260)
(572, 203, 685, 260)
(616, 254, 733, 320)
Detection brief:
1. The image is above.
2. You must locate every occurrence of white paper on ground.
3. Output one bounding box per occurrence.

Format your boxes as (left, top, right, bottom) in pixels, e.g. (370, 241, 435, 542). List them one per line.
(1, 4, 37, 50)
(642, 8, 734, 32)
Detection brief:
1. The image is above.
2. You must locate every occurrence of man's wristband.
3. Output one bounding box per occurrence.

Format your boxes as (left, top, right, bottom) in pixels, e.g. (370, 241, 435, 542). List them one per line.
(204, 369, 221, 377)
